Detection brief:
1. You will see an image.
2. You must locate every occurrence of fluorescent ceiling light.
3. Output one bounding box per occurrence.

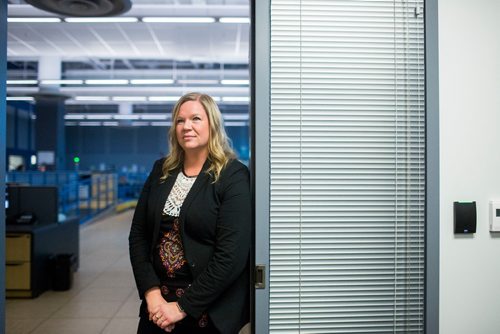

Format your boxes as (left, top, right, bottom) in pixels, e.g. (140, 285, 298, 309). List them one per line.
(65, 114, 86, 120)
(85, 79, 129, 85)
(7, 80, 38, 85)
(112, 96, 147, 102)
(220, 80, 249, 85)
(8, 17, 62, 23)
(222, 96, 250, 102)
(224, 121, 248, 127)
(64, 113, 170, 121)
(148, 96, 180, 102)
(80, 122, 102, 126)
(103, 122, 119, 126)
(223, 113, 249, 121)
(113, 114, 141, 120)
(130, 79, 174, 85)
(142, 17, 215, 23)
(6, 96, 34, 101)
(65, 17, 138, 23)
(219, 17, 250, 24)
(151, 122, 172, 126)
(74, 96, 110, 101)
(85, 114, 111, 120)
(131, 121, 150, 126)
(176, 79, 219, 85)
(140, 114, 168, 120)
(65, 122, 78, 126)
(40, 79, 83, 85)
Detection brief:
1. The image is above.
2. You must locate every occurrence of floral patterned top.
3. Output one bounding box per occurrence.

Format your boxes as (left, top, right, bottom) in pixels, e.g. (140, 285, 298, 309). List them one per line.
(153, 171, 197, 281)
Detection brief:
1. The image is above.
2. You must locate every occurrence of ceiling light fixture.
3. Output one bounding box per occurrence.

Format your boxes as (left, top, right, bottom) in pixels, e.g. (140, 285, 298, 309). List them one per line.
(129, 79, 174, 85)
(176, 79, 219, 85)
(74, 96, 110, 101)
(148, 96, 180, 102)
(63, 113, 171, 121)
(40, 79, 83, 85)
(80, 122, 102, 126)
(84, 114, 112, 120)
(222, 96, 250, 102)
(219, 17, 250, 24)
(131, 121, 149, 126)
(7, 17, 62, 23)
(113, 114, 141, 120)
(65, 114, 86, 120)
(224, 121, 248, 127)
(6, 96, 35, 101)
(220, 80, 249, 85)
(112, 96, 147, 102)
(142, 17, 215, 23)
(7, 80, 38, 85)
(223, 113, 249, 121)
(64, 17, 138, 23)
(85, 79, 129, 85)
(139, 114, 169, 120)
(151, 122, 172, 126)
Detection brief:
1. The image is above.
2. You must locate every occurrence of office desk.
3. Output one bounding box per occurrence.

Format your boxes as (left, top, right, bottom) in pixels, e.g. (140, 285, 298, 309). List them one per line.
(5, 218, 79, 298)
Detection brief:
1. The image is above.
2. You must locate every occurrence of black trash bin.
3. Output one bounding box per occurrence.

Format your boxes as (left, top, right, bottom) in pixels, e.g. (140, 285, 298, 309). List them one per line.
(50, 254, 76, 291)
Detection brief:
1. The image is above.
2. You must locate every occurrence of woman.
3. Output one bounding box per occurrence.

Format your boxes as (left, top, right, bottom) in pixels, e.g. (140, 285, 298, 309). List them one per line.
(129, 92, 251, 334)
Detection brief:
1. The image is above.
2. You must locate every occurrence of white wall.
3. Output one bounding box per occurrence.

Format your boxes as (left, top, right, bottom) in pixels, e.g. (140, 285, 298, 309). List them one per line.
(439, 0, 500, 333)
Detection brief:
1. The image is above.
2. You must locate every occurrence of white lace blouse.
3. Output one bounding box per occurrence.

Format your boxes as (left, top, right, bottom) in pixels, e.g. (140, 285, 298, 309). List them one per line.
(162, 171, 197, 217)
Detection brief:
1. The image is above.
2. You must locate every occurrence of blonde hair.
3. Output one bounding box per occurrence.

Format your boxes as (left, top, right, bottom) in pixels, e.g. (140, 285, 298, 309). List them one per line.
(161, 92, 235, 182)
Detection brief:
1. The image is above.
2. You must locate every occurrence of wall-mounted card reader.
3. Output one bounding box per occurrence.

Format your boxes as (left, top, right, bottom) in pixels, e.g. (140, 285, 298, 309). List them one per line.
(454, 201, 477, 234)
(489, 200, 500, 232)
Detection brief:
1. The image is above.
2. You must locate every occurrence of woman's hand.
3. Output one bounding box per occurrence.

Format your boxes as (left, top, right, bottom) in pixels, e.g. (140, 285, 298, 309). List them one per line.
(145, 287, 167, 321)
(145, 287, 187, 331)
(152, 302, 187, 330)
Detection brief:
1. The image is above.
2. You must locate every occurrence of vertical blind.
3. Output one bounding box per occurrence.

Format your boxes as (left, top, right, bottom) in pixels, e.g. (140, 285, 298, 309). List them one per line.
(269, 0, 425, 333)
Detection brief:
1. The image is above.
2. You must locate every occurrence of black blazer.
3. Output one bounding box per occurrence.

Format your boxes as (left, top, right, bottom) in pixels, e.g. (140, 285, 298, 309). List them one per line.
(129, 158, 251, 334)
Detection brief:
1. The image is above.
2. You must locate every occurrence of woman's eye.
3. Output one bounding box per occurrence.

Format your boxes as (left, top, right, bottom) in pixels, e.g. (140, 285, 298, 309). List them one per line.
(193, 116, 201, 121)
(176, 119, 184, 124)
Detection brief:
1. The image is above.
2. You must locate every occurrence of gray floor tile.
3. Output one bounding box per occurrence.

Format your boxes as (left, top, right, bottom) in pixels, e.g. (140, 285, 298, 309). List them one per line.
(101, 317, 139, 334)
(31, 318, 109, 334)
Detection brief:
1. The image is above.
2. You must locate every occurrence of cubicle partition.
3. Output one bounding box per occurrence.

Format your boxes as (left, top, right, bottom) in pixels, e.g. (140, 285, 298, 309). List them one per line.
(7, 171, 118, 223)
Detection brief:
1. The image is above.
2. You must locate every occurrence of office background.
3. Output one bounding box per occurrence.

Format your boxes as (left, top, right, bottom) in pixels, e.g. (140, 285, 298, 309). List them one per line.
(2, 0, 500, 333)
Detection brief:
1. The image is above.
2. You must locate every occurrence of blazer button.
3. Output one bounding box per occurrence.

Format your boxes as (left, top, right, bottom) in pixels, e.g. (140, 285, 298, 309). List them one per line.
(191, 262, 196, 267)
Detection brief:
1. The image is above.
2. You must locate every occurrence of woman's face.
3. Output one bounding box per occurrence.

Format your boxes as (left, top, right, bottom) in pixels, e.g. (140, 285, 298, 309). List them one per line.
(175, 100, 210, 154)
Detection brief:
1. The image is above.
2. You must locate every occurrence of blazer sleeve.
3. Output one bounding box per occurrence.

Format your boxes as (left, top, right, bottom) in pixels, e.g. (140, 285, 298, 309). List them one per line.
(178, 161, 251, 318)
(129, 159, 162, 298)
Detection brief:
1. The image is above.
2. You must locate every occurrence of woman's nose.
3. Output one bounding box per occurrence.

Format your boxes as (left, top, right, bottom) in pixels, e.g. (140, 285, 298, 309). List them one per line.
(183, 120, 192, 129)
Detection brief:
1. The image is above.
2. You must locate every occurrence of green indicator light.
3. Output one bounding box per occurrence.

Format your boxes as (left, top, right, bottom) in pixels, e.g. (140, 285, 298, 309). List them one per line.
(73, 157, 80, 163)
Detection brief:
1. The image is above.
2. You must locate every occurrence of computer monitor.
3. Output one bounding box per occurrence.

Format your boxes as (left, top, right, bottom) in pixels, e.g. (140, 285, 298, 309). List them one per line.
(6, 185, 58, 225)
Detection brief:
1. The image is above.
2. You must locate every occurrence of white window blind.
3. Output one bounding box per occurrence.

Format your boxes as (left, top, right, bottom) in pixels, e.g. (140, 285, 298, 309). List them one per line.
(269, 0, 425, 333)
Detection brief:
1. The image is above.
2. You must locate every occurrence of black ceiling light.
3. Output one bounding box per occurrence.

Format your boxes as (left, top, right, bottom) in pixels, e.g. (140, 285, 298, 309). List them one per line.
(25, 0, 132, 17)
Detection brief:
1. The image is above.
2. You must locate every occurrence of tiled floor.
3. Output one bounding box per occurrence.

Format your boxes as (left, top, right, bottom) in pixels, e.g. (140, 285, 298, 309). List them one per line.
(6, 210, 141, 334)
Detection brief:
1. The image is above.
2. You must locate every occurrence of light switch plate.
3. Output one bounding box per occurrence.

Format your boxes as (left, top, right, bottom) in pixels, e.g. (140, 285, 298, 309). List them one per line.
(489, 200, 500, 232)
